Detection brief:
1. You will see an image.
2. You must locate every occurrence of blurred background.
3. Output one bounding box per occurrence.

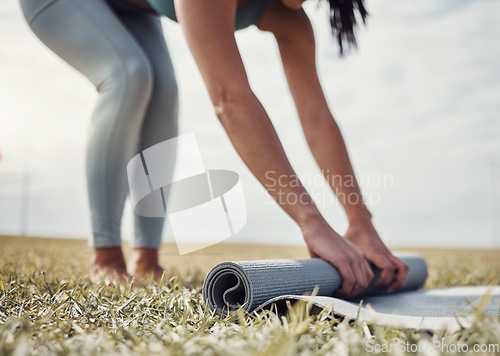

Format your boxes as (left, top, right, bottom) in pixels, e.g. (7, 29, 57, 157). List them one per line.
(0, 0, 499, 248)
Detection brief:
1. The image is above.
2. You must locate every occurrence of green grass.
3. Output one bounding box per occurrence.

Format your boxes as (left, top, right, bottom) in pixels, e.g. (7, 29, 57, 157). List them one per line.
(0, 235, 499, 355)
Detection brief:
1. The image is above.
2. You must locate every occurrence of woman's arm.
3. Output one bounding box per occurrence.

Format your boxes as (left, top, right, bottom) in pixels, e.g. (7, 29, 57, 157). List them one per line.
(258, 2, 408, 292)
(174, 0, 374, 298)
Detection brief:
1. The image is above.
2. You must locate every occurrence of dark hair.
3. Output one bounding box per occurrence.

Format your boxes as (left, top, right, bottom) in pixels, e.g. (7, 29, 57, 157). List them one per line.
(327, 0, 368, 55)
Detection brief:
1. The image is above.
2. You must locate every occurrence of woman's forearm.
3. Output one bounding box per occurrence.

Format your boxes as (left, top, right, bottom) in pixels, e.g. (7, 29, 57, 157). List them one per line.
(215, 89, 323, 228)
(302, 112, 372, 224)
(269, 9, 372, 225)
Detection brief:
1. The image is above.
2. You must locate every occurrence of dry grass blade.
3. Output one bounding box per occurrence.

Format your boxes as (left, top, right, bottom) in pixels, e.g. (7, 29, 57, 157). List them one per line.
(0, 236, 499, 355)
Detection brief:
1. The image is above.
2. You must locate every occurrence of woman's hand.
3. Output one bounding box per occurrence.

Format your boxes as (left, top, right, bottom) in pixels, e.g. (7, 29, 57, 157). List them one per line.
(344, 218, 409, 293)
(302, 216, 374, 299)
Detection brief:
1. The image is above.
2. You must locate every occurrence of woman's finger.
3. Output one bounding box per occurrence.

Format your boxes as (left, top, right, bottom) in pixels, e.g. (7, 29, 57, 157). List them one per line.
(387, 257, 409, 292)
(349, 259, 367, 296)
(363, 259, 375, 284)
(334, 261, 357, 298)
(372, 255, 395, 290)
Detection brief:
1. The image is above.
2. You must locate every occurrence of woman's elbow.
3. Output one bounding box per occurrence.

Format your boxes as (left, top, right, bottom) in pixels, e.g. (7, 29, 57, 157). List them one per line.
(210, 84, 255, 123)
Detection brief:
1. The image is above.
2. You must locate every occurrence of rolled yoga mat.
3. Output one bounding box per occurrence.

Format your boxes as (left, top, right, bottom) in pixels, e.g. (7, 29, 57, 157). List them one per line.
(202, 253, 500, 331)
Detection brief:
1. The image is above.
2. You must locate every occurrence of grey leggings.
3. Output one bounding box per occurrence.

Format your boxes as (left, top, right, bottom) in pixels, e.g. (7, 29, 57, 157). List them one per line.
(19, 0, 178, 248)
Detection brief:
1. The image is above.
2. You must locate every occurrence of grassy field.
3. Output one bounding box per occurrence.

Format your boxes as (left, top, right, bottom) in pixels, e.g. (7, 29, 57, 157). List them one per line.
(0, 235, 499, 355)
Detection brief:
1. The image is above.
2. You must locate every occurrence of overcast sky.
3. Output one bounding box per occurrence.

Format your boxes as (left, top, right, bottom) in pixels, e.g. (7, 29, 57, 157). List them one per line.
(0, 0, 499, 248)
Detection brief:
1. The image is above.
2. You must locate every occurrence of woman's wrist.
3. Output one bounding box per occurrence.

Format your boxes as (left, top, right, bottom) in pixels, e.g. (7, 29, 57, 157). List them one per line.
(296, 205, 325, 232)
(346, 205, 373, 227)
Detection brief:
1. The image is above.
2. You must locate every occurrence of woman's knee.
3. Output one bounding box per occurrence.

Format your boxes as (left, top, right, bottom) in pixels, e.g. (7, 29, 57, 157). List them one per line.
(152, 70, 178, 105)
(122, 56, 154, 97)
(100, 54, 154, 105)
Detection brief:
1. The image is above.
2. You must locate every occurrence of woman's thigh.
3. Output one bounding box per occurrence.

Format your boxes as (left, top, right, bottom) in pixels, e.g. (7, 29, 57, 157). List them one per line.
(117, 12, 177, 100)
(117, 11, 179, 147)
(19, 0, 152, 89)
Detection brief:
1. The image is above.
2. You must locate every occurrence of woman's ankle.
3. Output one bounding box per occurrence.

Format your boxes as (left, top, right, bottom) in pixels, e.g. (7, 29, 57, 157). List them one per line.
(128, 247, 164, 277)
(90, 246, 131, 283)
(91, 246, 127, 268)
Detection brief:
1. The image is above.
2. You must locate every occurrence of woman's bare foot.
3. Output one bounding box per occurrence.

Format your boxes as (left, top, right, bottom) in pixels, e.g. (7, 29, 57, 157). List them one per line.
(128, 248, 165, 281)
(90, 247, 132, 284)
